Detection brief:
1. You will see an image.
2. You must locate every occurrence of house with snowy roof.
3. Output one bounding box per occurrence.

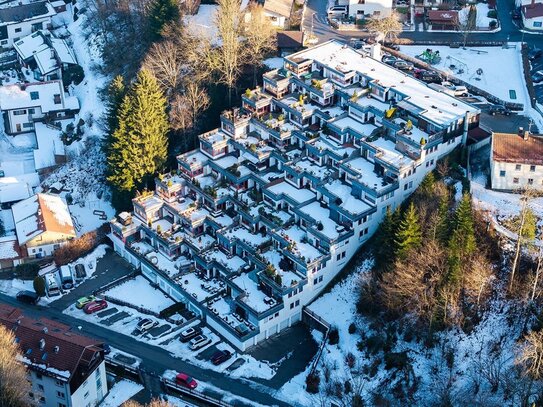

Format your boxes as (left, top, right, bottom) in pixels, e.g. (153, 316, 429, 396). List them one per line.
(490, 130, 543, 191)
(0, 235, 21, 270)
(0, 80, 79, 134)
(14, 30, 77, 82)
(0, 1, 56, 48)
(0, 303, 108, 407)
(11, 193, 75, 259)
(110, 40, 480, 351)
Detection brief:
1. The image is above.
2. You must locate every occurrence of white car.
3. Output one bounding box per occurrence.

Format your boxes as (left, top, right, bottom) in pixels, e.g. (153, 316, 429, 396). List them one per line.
(327, 5, 347, 16)
(136, 318, 158, 333)
(442, 81, 469, 97)
(189, 335, 212, 351)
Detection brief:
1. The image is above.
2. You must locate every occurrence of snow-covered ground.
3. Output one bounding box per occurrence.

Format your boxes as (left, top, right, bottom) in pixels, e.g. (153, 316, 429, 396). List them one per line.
(458, 3, 496, 29)
(0, 278, 33, 297)
(185, 5, 219, 43)
(100, 379, 143, 407)
(264, 57, 284, 70)
(103, 275, 175, 313)
(399, 44, 526, 104)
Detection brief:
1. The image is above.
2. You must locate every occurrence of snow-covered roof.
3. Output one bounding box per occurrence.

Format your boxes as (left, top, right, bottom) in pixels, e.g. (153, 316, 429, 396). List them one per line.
(285, 40, 478, 128)
(0, 176, 32, 204)
(13, 31, 47, 60)
(0, 80, 79, 113)
(33, 46, 58, 75)
(33, 122, 67, 170)
(11, 193, 75, 245)
(50, 37, 77, 65)
(0, 235, 20, 260)
(0, 1, 56, 26)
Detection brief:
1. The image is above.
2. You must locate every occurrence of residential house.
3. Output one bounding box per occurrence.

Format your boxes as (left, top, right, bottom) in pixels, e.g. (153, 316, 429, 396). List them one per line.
(277, 31, 304, 55)
(0, 80, 79, 134)
(14, 30, 77, 82)
(110, 40, 480, 351)
(0, 235, 21, 270)
(11, 193, 76, 259)
(260, 0, 293, 27)
(427, 10, 459, 30)
(337, 0, 393, 19)
(0, 304, 108, 407)
(0, 1, 56, 48)
(490, 130, 543, 191)
(522, 0, 543, 30)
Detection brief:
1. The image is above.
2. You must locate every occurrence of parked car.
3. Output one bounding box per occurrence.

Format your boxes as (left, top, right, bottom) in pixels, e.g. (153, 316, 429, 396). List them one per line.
(76, 295, 96, 309)
(529, 48, 542, 61)
(210, 350, 232, 365)
(392, 60, 414, 70)
(189, 335, 212, 351)
(382, 55, 398, 65)
(74, 263, 87, 283)
(533, 70, 543, 83)
(83, 299, 108, 314)
(488, 105, 512, 116)
(59, 265, 74, 290)
(327, 5, 347, 16)
(419, 71, 442, 84)
(175, 373, 198, 389)
(136, 318, 158, 333)
(441, 81, 469, 97)
(16, 291, 39, 305)
(180, 326, 202, 343)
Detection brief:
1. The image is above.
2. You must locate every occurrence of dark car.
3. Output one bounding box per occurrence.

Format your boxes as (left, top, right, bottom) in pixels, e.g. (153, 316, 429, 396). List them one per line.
(419, 71, 442, 84)
(210, 350, 232, 365)
(382, 55, 398, 65)
(16, 290, 39, 305)
(180, 326, 202, 343)
(488, 105, 512, 116)
(529, 48, 542, 61)
(533, 70, 543, 83)
(392, 60, 414, 71)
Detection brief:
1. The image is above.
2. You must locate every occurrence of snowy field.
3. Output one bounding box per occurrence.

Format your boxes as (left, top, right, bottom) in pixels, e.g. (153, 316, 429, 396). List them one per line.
(399, 44, 526, 104)
(0, 278, 33, 297)
(100, 379, 143, 407)
(103, 275, 175, 313)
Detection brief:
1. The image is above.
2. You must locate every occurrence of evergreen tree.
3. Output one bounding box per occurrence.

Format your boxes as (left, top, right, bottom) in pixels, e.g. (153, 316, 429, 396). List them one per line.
(435, 193, 450, 244)
(419, 172, 436, 197)
(149, 0, 179, 40)
(105, 75, 126, 136)
(395, 203, 422, 259)
(107, 69, 169, 210)
(375, 207, 400, 270)
(449, 193, 476, 257)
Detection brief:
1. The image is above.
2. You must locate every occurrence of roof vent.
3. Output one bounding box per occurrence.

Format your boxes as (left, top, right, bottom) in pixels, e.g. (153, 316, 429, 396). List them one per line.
(39, 339, 45, 351)
(431, 105, 437, 109)
(452, 103, 457, 106)
(42, 327, 48, 334)
(53, 346, 59, 354)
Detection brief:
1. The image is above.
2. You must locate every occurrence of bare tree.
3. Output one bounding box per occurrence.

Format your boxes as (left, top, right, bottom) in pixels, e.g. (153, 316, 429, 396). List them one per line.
(244, 4, 277, 86)
(455, 4, 477, 49)
(0, 324, 31, 407)
(517, 330, 543, 380)
(464, 253, 494, 307)
(365, 12, 402, 44)
(209, 0, 247, 105)
(144, 39, 185, 94)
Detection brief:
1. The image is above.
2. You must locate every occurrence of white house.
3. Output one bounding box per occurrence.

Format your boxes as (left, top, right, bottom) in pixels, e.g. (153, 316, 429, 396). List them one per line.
(0, 304, 108, 407)
(521, 0, 543, 30)
(14, 30, 77, 82)
(0, 80, 79, 134)
(11, 193, 76, 259)
(0, 1, 56, 48)
(338, 0, 393, 19)
(261, 0, 292, 27)
(490, 131, 543, 191)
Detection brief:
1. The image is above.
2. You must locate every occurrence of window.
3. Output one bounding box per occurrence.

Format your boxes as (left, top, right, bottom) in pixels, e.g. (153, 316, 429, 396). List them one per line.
(84, 391, 89, 399)
(500, 170, 506, 177)
(13, 109, 26, 115)
(318, 276, 323, 283)
(30, 91, 39, 100)
(516, 164, 521, 170)
(341, 251, 346, 259)
(513, 177, 519, 184)
(15, 27, 21, 33)
(530, 165, 536, 172)
(28, 108, 35, 114)
(535, 21, 543, 27)
(23, 123, 33, 128)
(336, 254, 340, 261)
(58, 403, 67, 407)
(56, 391, 65, 398)
(38, 384, 44, 391)
(528, 178, 534, 185)
(39, 396, 45, 404)
(54, 94, 62, 104)
(55, 380, 63, 387)
(0, 40, 7, 45)
(295, 299, 300, 306)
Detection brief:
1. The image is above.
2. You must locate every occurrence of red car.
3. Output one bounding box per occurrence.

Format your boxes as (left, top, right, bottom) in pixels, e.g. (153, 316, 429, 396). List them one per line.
(83, 299, 108, 314)
(175, 372, 198, 389)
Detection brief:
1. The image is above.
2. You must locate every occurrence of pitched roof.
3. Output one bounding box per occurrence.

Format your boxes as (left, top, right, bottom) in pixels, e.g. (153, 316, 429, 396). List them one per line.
(263, 0, 292, 18)
(0, 235, 20, 260)
(523, 3, 543, 19)
(0, 304, 103, 381)
(427, 10, 458, 22)
(277, 31, 303, 49)
(492, 132, 543, 165)
(11, 193, 76, 246)
(0, 2, 53, 25)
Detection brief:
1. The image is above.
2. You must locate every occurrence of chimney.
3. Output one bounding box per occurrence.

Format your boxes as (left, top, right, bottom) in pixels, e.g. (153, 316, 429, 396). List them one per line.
(42, 327, 48, 334)
(532, 0, 536, 8)
(39, 339, 45, 351)
(524, 131, 530, 140)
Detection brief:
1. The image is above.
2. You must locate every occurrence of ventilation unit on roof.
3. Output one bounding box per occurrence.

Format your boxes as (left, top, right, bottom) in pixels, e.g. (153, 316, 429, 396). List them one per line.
(42, 327, 48, 334)
(39, 339, 45, 351)
(53, 346, 59, 353)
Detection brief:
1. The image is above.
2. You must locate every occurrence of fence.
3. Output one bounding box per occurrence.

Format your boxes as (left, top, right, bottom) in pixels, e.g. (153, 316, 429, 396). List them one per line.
(93, 270, 140, 296)
(161, 377, 233, 407)
(302, 307, 331, 375)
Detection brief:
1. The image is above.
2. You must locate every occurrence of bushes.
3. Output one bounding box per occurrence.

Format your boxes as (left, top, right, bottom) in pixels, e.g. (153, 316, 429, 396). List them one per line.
(487, 9, 497, 18)
(14, 263, 39, 280)
(328, 327, 339, 345)
(159, 302, 186, 318)
(33, 276, 46, 297)
(348, 322, 356, 334)
(305, 372, 320, 393)
(384, 351, 409, 371)
(53, 225, 107, 266)
(62, 64, 85, 87)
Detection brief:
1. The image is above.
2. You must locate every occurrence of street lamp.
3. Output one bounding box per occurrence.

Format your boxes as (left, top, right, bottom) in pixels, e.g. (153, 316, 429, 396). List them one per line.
(311, 12, 317, 37)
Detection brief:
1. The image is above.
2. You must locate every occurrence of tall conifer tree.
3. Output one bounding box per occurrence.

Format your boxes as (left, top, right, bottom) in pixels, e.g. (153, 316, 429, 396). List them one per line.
(395, 202, 422, 259)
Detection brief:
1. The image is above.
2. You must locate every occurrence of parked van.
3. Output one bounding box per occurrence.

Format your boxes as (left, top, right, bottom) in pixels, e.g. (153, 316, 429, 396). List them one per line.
(59, 265, 74, 289)
(45, 272, 61, 297)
